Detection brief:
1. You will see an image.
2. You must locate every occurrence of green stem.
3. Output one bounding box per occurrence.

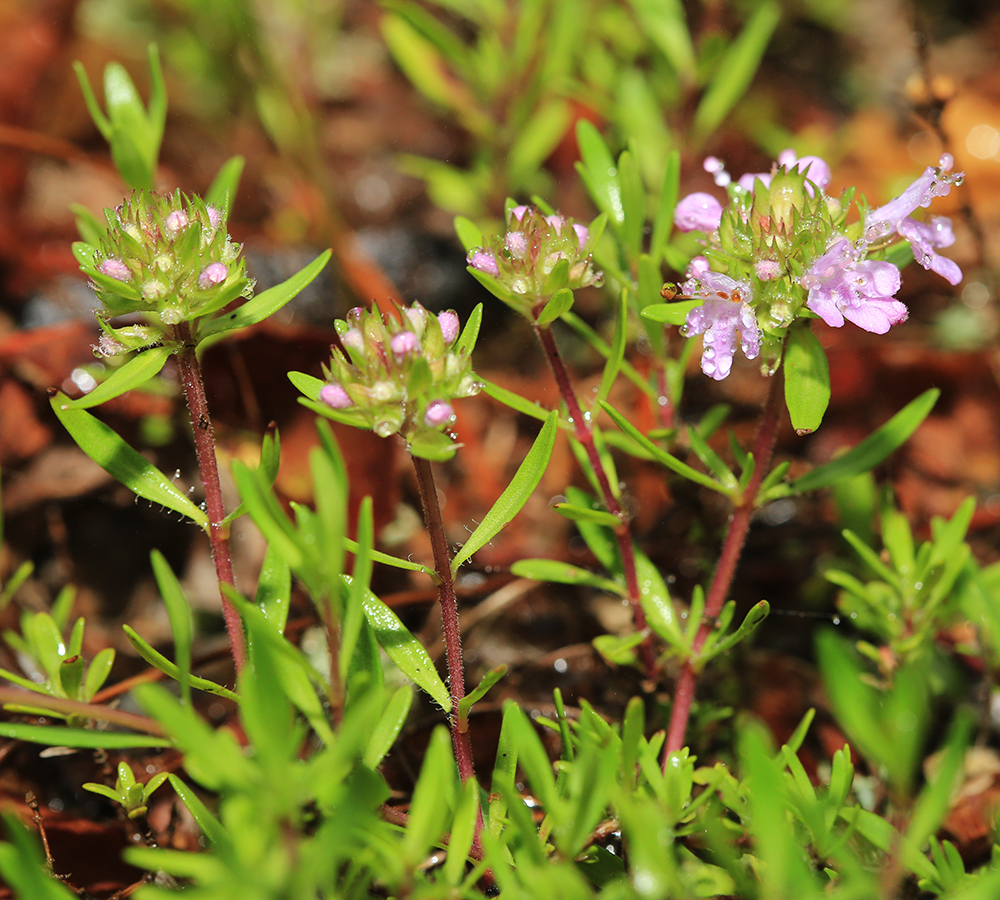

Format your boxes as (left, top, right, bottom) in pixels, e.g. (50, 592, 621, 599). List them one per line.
(175, 322, 247, 674)
(533, 322, 658, 683)
(663, 371, 782, 761)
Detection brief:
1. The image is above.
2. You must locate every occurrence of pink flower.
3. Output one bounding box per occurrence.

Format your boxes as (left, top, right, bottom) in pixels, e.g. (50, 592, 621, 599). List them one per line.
(801, 239, 907, 334)
(682, 269, 761, 380)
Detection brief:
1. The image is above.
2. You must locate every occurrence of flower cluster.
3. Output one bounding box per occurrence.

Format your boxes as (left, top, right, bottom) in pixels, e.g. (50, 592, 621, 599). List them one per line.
(466, 205, 602, 318)
(673, 151, 963, 380)
(317, 302, 481, 461)
(74, 190, 253, 354)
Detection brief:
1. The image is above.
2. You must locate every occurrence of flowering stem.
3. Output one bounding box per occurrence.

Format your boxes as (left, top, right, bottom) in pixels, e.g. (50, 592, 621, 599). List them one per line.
(410, 454, 484, 849)
(663, 371, 782, 761)
(175, 321, 247, 674)
(533, 322, 658, 684)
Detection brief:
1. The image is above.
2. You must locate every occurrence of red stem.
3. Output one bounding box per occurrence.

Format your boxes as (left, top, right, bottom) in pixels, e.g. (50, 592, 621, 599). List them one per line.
(175, 322, 247, 674)
(533, 323, 658, 683)
(411, 455, 484, 850)
(664, 371, 783, 760)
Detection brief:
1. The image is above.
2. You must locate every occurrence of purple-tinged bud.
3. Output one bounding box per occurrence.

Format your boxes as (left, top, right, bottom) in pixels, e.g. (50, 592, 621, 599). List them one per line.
(424, 400, 455, 427)
(390, 331, 420, 357)
(164, 210, 189, 237)
(198, 263, 228, 289)
(755, 259, 782, 281)
(572, 223, 589, 249)
(404, 305, 427, 334)
(545, 214, 565, 233)
(505, 231, 528, 258)
(704, 156, 732, 187)
(511, 205, 529, 222)
(341, 328, 364, 352)
(207, 206, 222, 229)
(468, 249, 499, 277)
(320, 383, 353, 409)
(438, 311, 459, 344)
(98, 258, 131, 281)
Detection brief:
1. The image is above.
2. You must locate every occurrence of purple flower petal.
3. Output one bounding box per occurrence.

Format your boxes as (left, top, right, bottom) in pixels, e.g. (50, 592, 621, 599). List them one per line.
(801, 239, 907, 334)
(572, 223, 589, 249)
(674, 192, 723, 232)
(681, 270, 760, 380)
(865, 155, 962, 240)
(897, 217, 962, 285)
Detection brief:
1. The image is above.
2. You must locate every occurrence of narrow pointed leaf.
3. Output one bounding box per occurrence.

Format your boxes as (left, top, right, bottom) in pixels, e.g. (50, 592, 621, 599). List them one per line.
(63, 346, 172, 409)
(49, 394, 208, 530)
(451, 411, 558, 571)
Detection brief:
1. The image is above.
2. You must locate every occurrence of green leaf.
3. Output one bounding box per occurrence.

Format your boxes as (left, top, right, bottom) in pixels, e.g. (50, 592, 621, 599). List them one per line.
(63, 345, 172, 410)
(551, 501, 622, 528)
(598, 400, 725, 493)
(451, 411, 558, 571)
(360, 588, 451, 712)
(381, 14, 466, 115)
(205, 156, 245, 217)
(701, 600, 769, 662)
(535, 288, 574, 326)
(167, 774, 226, 844)
(363, 685, 413, 769)
(651, 151, 681, 264)
(453, 216, 482, 252)
(453, 302, 483, 359)
(49, 394, 208, 530)
(481, 378, 555, 424)
(150, 551, 193, 706)
(457, 664, 507, 729)
(197, 250, 332, 345)
(641, 300, 699, 325)
(789, 389, 939, 494)
(691, 1, 781, 143)
(508, 99, 572, 183)
(575, 119, 623, 225)
(783, 326, 830, 434)
(594, 290, 627, 408)
(631, 0, 696, 77)
(402, 726, 456, 862)
(509, 559, 624, 594)
(122, 626, 239, 700)
(0, 722, 169, 749)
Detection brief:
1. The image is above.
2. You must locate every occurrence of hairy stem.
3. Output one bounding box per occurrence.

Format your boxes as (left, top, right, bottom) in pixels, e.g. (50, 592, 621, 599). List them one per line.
(411, 454, 484, 849)
(175, 322, 247, 674)
(533, 323, 658, 682)
(664, 372, 783, 760)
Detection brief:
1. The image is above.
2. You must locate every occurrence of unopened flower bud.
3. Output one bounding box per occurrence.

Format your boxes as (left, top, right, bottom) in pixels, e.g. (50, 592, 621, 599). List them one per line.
(164, 210, 189, 237)
(198, 263, 228, 289)
(424, 400, 455, 427)
(468, 249, 500, 277)
(99, 258, 131, 281)
(505, 231, 528, 258)
(572, 223, 589, 249)
(755, 259, 782, 281)
(390, 331, 420, 358)
(438, 311, 459, 344)
(320, 383, 353, 409)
